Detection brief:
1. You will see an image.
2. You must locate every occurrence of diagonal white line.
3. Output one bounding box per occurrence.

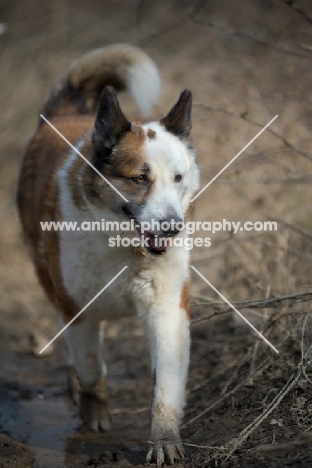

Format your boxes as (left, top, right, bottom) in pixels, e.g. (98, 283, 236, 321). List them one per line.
(39, 266, 128, 354)
(40, 114, 129, 203)
(190, 115, 278, 202)
(191, 266, 279, 354)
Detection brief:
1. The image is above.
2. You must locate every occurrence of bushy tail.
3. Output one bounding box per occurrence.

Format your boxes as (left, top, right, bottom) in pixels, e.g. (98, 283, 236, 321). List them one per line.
(40, 44, 161, 122)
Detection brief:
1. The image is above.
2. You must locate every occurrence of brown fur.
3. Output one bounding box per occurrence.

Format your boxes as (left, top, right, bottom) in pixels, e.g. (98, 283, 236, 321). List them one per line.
(180, 280, 190, 319)
(17, 116, 95, 323)
(81, 125, 153, 209)
(18, 115, 153, 322)
(147, 128, 156, 139)
(41, 44, 152, 122)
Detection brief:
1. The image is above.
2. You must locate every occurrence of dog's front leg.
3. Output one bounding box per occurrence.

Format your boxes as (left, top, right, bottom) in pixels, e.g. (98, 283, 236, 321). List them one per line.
(145, 300, 190, 465)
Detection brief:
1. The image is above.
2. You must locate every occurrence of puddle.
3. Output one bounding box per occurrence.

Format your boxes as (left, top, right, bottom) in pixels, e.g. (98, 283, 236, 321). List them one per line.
(1, 378, 148, 466)
(0, 349, 150, 467)
(0, 383, 148, 467)
(0, 313, 151, 468)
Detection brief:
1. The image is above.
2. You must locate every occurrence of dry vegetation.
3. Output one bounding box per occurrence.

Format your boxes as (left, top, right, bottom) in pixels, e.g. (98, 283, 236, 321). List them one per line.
(1, 0, 312, 467)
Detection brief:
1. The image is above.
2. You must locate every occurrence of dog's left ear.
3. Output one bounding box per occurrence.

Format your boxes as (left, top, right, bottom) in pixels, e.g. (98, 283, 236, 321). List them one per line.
(160, 89, 192, 139)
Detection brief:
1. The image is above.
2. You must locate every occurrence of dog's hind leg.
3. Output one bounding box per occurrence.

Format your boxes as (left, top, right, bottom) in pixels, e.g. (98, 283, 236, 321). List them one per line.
(61, 316, 111, 432)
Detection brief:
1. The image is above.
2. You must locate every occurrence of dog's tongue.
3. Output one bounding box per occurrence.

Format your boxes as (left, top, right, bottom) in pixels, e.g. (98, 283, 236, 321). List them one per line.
(144, 231, 169, 252)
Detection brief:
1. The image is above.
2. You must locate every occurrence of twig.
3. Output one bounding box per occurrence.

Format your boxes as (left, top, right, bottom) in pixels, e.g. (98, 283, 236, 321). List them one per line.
(137, 0, 206, 46)
(277, 0, 312, 25)
(111, 406, 149, 415)
(253, 238, 312, 261)
(136, 0, 145, 29)
(256, 431, 312, 453)
(221, 350, 253, 396)
(183, 442, 223, 450)
(221, 372, 302, 463)
(193, 103, 312, 164)
(300, 310, 312, 385)
(188, 357, 247, 394)
(271, 217, 312, 242)
(147, 440, 223, 450)
(192, 294, 223, 304)
(213, 175, 312, 185)
(182, 358, 271, 429)
(191, 17, 312, 60)
(301, 313, 310, 363)
(191, 309, 232, 324)
(249, 286, 271, 377)
(191, 290, 312, 324)
(214, 312, 312, 463)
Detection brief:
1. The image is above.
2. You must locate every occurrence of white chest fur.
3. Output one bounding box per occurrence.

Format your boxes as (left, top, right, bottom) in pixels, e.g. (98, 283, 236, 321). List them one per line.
(57, 152, 189, 322)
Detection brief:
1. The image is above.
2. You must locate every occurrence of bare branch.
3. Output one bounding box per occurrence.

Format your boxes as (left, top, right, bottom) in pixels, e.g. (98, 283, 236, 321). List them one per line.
(137, 0, 206, 46)
(271, 217, 312, 241)
(191, 290, 312, 324)
(256, 431, 312, 453)
(182, 358, 271, 429)
(222, 372, 302, 462)
(277, 0, 312, 25)
(214, 175, 312, 185)
(191, 17, 312, 60)
(194, 103, 312, 164)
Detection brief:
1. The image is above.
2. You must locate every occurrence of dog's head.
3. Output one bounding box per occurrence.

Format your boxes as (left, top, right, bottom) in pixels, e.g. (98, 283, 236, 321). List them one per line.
(85, 86, 200, 255)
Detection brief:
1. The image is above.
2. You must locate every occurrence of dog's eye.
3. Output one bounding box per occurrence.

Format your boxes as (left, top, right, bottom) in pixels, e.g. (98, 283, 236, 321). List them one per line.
(132, 174, 148, 184)
(174, 174, 183, 183)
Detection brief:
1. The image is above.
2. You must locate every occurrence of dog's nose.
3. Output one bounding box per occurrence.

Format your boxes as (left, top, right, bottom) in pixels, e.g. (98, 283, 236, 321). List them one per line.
(159, 217, 183, 237)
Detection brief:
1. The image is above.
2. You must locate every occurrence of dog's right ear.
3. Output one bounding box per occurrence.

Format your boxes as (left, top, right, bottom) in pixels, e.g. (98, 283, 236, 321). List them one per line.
(92, 87, 131, 163)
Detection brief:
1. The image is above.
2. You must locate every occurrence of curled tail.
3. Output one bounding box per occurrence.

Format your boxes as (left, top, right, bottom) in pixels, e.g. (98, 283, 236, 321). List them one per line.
(40, 44, 161, 122)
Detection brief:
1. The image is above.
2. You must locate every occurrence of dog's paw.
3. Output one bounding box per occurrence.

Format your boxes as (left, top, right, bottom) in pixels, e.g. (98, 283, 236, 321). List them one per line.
(80, 391, 112, 432)
(78, 375, 112, 432)
(146, 441, 184, 466)
(67, 365, 80, 406)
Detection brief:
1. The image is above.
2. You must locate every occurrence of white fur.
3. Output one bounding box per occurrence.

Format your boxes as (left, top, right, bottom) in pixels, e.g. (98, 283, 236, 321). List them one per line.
(127, 59, 161, 117)
(57, 121, 199, 460)
(139, 122, 199, 223)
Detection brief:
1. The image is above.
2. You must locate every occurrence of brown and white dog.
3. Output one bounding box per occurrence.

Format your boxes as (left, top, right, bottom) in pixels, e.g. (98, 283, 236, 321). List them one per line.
(17, 44, 199, 465)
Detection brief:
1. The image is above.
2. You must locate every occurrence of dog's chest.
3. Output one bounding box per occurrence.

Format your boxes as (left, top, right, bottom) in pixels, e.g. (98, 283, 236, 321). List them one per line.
(58, 215, 137, 319)
(56, 153, 189, 320)
(58, 227, 182, 320)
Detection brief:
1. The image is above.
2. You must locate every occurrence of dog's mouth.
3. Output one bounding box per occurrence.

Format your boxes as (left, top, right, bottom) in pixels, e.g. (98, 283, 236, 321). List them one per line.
(122, 206, 169, 256)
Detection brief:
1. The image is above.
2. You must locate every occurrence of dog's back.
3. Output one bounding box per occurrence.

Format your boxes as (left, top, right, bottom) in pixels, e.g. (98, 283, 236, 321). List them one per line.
(17, 44, 161, 310)
(18, 44, 160, 257)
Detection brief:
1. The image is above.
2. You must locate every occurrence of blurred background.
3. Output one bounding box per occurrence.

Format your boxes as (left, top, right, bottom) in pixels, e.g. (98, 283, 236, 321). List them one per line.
(1, 1, 312, 467)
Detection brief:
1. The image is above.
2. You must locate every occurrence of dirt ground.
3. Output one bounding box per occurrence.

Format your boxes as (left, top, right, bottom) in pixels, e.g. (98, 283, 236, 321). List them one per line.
(1, 0, 312, 467)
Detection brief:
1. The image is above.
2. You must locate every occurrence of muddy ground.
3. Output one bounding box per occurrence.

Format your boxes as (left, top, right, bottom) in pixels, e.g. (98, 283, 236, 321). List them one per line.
(1, 1, 312, 467)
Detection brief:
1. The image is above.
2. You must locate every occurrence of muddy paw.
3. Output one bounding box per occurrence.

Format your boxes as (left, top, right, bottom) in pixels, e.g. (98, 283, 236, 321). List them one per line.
(80, 391, 112, 432)
(67, 365, 80, 405)
(146, 441, 184, 466)
(79, 375, 111, 432)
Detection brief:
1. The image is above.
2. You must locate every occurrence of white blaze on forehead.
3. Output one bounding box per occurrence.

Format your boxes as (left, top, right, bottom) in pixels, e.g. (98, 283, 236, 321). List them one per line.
(142, 122, 190, 174)
(139, 122, 191, 221)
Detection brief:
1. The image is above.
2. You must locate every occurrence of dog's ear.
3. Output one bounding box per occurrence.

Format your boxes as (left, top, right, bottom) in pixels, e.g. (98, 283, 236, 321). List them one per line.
(93, 86, 131, 161)
(160, 89, 192, 139)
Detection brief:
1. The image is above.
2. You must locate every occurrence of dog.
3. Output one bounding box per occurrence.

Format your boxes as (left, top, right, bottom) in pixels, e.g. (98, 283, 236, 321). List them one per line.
(17, 44, 200, 465)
